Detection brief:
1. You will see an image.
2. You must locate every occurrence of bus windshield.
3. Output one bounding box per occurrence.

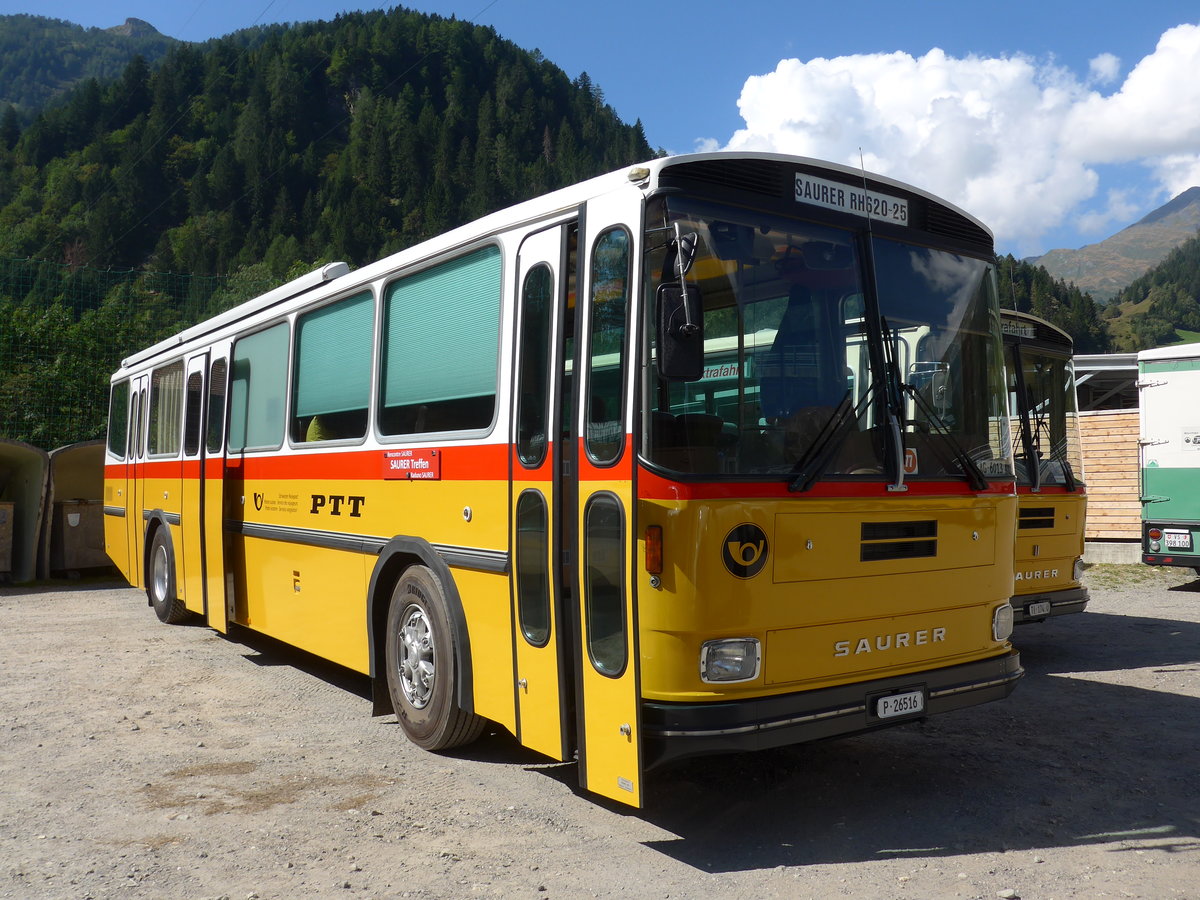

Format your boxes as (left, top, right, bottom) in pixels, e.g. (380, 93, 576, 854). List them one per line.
(1010, 343, 1083, 488)
(642, 195, 1011, 482)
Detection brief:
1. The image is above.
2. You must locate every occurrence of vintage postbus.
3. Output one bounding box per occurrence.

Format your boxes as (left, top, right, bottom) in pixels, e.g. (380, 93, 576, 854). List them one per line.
(104, 152, 1021, 807)
(1000, 310, 1089, 621)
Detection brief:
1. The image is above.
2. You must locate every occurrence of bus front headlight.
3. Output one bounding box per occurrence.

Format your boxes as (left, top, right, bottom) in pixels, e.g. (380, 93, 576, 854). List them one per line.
(1073, 558, 1085, 582)
(700, 638, 761, 683)
(993, 604, 1015, 642)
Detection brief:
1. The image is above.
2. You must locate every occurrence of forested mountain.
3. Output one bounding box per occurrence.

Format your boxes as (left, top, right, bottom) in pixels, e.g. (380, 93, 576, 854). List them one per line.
(0, 8, 657, 449)
(0, 9, 655, 274)
(1103, 232, 1200, 350)
(0, 14, 177, 114)
(996, 254, 1111, 354)
(1035, 187, 1200, 303)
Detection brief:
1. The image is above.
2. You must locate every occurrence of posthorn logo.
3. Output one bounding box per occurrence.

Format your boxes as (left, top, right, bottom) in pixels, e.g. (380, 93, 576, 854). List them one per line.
(722, 523, 769, 579)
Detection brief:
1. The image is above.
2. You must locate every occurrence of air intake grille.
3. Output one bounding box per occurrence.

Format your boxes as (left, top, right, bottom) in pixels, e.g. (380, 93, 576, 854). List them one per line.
(860, 520, 938, 562)
(1019, 507, 1056, 529)
(923, 204, 993, 253)
(666, 159, 790, 198)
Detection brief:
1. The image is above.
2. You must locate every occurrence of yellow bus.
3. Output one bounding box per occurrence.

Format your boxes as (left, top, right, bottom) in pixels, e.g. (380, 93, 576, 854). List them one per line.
(1000, 310, 1089, 622)
(104, 152, 1021, 807)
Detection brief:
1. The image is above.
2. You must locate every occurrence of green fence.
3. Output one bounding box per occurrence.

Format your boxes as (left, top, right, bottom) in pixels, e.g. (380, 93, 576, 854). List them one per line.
(0, 257, 277, 451)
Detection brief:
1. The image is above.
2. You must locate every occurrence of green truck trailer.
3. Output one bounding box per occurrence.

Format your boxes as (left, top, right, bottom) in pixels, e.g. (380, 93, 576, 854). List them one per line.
(1140, 342, 1200, 574)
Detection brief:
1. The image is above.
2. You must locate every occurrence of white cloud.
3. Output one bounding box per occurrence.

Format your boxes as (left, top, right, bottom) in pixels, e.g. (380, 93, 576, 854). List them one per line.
(1153, 153, 1200, 197)
(721, 24, 1200, 254)
(1077, 188, 1142, 236)
(1088, 53, 1121, 85)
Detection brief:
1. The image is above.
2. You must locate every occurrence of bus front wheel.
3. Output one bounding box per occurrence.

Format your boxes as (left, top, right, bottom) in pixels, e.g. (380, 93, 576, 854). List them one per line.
(147, 529, 188, 624)
(384, 565, 484, 750)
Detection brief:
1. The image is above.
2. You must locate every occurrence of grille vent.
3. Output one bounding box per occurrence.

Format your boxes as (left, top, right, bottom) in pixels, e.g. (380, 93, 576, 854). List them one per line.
(667, 159, 790, 198)
(1019, 507, 1056, 530)
(923, 204, 993, 253)
(860, 520, 938, 562)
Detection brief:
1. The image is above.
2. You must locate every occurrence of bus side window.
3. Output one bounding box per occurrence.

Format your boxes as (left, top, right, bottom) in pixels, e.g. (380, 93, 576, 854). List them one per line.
(147, 361, 184, 456)
(292, 291, 373, 443)
(380, 246, 502, 436)
(585, 227, 630, 464)
(107, 380, 130, 459)
(206, 359, 227, 454)
(229, 323, 289, 452)
(184, 370, 203, 457)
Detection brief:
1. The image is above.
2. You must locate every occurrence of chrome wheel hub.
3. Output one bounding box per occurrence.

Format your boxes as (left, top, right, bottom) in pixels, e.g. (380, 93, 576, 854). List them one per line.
(151, 544, 169, 603)
(398, 605, 434, 709)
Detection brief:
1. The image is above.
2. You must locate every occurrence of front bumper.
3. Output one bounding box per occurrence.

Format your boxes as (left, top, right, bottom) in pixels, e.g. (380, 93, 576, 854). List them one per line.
(642, 650, 1022, 769)
(1010, 586, 1089, 624)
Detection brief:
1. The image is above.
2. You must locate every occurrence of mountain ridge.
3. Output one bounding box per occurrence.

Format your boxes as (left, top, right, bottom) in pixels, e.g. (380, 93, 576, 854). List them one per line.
(1034, 187, 1200, 302)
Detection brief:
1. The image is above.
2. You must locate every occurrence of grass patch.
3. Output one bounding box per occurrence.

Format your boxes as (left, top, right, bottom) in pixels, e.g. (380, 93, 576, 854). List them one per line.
(1083, 562, 1196, 590)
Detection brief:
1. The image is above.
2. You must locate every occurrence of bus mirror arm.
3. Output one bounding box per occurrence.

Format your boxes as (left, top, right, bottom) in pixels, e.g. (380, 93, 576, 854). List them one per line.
(672, 223, 700, 337)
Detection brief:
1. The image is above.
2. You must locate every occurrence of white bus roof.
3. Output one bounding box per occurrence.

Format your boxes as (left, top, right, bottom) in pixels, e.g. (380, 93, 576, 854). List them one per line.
(1137, 342, 1200, 363)
(116, 150, 991, 375)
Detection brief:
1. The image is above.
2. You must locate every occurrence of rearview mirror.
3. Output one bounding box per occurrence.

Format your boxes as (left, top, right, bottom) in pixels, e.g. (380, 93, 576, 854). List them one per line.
(657, 283, 704, 380)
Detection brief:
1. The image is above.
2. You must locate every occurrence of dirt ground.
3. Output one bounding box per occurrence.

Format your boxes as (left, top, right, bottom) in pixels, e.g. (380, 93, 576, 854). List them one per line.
(2, 564, 1199, 900)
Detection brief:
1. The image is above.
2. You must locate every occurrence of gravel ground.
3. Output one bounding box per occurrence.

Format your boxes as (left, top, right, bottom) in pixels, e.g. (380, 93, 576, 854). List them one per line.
(1, 563, 1198, 900)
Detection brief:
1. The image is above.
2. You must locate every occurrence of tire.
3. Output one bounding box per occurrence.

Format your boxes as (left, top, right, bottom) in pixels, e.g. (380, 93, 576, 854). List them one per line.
(384, 565, 484, 750)
(147, 528, 188, 624)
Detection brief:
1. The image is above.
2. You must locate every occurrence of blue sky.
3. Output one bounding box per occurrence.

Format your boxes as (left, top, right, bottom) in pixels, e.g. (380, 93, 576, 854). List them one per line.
(7, 0, 1200, 258)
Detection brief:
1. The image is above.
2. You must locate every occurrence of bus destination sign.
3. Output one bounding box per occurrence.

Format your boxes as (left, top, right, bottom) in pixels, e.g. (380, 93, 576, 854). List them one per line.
(1001, 320, 1037, 339)
(795, 173, 908, 225)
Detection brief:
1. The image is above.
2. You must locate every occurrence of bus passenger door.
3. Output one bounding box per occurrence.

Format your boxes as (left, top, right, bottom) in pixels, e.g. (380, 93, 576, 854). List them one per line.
(202, 347, 232, 633)
(125, 374, 149, 587)
(572, 204, 642, 807)
(180, 354, 207, 614)
(509, 223, 573, 762)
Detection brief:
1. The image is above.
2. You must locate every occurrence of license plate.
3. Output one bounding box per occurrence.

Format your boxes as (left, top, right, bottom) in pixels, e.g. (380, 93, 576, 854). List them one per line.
(1164, 530, 1192, 549)
(1027, 601, 1052, 617)
(877, 689, 924, 719)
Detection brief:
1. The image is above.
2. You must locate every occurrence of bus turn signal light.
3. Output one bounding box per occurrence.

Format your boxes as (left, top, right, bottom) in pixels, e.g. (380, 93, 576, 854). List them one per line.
(645, 525, 663, 574)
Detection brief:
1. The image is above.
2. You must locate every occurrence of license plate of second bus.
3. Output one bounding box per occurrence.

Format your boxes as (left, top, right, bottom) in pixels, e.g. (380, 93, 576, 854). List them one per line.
(877, 689, 925, 719)
(1165, 530, 1192, 549)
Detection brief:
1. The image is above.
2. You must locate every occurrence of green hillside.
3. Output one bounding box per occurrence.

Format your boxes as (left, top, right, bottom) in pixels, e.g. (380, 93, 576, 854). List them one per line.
(0, 14, 177, 114)
(0, 9, 657, 448)
(1103, 231, 1200, 350)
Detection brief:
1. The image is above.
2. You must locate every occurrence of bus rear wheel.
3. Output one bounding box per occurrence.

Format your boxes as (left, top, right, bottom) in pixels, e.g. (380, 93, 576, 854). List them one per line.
(385, 565, 484, 750)
(148, 529, 188, 624)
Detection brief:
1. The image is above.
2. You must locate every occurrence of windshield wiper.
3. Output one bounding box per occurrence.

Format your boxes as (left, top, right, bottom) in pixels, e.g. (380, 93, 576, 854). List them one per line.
(1054, 445, 1078, 492)
(788, 388, 871, 493)
(879, 317, 909, 492)
(901, 383, 989, 491)
(1016, 401, 1042, 492)
(1032, 415, 1080, 494)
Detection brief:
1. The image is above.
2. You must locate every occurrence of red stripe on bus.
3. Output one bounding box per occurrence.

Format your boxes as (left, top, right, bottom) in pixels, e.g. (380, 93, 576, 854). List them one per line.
(110, 444, 511, 482)
(1015, 485, 1085, 496)
(637, 467, 1016, 501)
